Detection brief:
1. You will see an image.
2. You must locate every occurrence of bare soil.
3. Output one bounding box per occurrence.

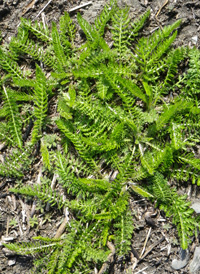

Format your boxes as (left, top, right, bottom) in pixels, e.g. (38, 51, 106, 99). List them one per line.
(0, 0, 200, 273)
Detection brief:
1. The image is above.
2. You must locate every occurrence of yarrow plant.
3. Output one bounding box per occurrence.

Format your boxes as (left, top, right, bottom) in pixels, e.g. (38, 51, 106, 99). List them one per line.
(0, 0, 200, 272)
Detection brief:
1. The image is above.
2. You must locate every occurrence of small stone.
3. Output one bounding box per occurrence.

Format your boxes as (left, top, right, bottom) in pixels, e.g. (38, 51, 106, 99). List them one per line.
(190, 202, 200, 213)
(8, 258, 16, 266)
(191, 35, 198, 44)
(12, 0, 19, 5)
(2, 247, 15, 256)
(171, 248, 189, 270)
(1, 236, 14, 242)
(189, 247, 200, 273)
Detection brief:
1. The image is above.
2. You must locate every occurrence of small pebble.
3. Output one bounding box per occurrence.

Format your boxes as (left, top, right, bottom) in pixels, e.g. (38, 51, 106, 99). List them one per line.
(190, 202, 200, 213)
(171, 248, 189, 270)
(8, 258, 16, 266)
(191, 35, 198, 44)
(190, 247, 200, 274)
(1, 236, 14, 242)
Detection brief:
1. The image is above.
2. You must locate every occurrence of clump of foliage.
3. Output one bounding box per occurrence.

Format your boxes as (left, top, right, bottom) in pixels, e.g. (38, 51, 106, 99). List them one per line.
(0, 0, 200, 272)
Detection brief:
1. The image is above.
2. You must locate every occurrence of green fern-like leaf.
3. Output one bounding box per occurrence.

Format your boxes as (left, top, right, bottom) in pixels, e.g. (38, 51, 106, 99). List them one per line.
(56, 118, 98, 170)
(51, 21, 67, 72)
(111, 6, 130, 57)
(94, 0, 116, 36)
(77, 13, 109, 51)
(31, 65, 48, 144)
(128, 9, 150, 41)
(0, 147, 32, 177)
(164, 47, 187, 86)
(20, 17, 51, 43)
(40, 139, 51, 171)
(114, 210, 134, 255)
(10, 183, 66, 210)
(0, 47, 24, 79)
(1, 86, 22, 147)
(183, 47, 200, 99)
(59, 12, 76, 52)
(146, 172, 200, 249)
(10, 38, 56, 69)
(134, 20, 181, 82)
(156, 99, 192, 131)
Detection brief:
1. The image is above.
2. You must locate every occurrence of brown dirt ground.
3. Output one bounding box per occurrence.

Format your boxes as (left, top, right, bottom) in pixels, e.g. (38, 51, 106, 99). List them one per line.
(0, 0, 200, 273)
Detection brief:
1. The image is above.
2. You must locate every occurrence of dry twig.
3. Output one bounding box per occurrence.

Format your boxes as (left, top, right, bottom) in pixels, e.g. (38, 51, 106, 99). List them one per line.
(68, 2, 92, 13)
(140, 227, 151, 258)
(140, 236, 165, 260)
(21, 0, 38, 16)
(54, 208, 70, 239)
(35, 0, 53, 19)
(156, 0, 169, 18)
